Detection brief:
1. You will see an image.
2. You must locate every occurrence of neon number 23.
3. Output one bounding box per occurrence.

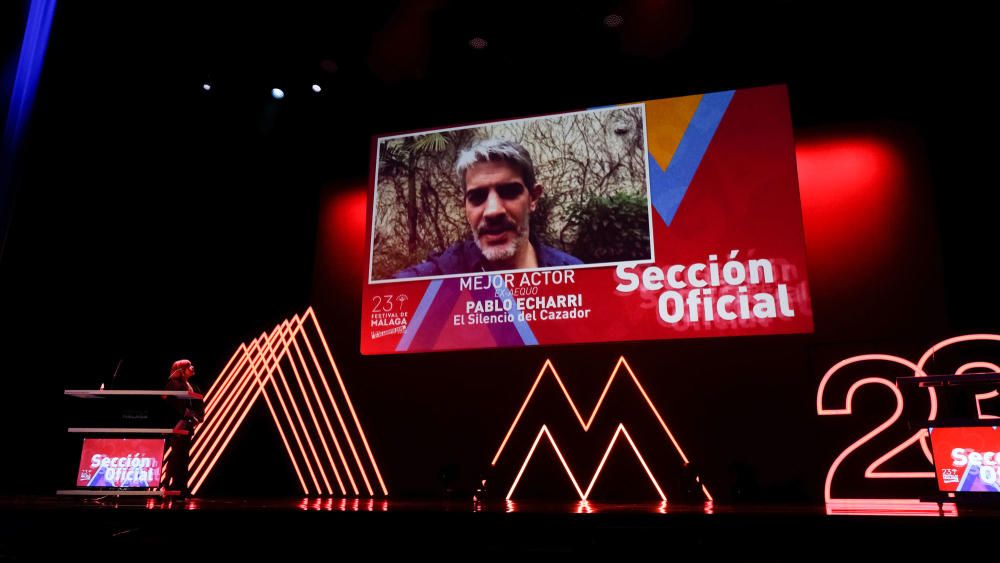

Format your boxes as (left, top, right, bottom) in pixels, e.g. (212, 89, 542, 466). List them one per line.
(816, 355, 933, 503)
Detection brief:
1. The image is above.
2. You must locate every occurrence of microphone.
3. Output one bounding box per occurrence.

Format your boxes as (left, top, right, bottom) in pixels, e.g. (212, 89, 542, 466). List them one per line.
(101, 358, 123, 390)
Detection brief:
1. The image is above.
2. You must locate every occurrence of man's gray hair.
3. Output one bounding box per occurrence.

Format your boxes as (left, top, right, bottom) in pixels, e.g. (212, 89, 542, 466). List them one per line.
(455, 139, 537, 192)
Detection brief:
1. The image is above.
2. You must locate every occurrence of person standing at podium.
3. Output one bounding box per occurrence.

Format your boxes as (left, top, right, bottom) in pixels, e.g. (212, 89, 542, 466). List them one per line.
(164, 359, 203, 497)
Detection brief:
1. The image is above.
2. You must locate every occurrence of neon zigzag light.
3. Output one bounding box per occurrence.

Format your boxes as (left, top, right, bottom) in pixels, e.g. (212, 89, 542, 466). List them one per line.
(493, 356, 713, 501)
(183, 307, 387, 497)
(508, 424, 667, 501)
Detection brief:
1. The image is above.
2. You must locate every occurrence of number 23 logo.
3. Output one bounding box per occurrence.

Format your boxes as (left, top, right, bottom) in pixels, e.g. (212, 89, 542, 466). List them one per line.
(817, 334, 1000, 503)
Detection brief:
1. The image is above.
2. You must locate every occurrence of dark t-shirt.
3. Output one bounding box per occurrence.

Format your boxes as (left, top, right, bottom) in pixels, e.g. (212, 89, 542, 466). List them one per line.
(392, 239, 582, 279)
(165, 378, 204, 429)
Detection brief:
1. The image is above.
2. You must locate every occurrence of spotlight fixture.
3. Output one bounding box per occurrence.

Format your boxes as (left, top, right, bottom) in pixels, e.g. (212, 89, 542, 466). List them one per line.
(311, 84, 322, 93)
(603, 14, 624, 28)
(271, 88, 285, 100)
(468, 37, 488, 50)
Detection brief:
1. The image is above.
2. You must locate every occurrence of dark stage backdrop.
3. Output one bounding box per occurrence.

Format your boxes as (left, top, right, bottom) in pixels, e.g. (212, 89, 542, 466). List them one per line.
(2, 3, 997, 500)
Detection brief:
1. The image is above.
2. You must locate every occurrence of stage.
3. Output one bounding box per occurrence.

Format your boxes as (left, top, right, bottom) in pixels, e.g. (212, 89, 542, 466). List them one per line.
(4, 3, 999, 561)
(2, 496, 996, 558)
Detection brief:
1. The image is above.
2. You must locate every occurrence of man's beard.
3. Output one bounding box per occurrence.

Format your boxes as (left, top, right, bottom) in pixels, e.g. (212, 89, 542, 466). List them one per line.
(473, 218, 528, 263)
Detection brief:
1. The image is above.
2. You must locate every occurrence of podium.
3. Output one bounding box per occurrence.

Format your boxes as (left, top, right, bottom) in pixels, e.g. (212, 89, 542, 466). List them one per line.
(58, 389, 203, 497)
(898, 372, 1000, 503)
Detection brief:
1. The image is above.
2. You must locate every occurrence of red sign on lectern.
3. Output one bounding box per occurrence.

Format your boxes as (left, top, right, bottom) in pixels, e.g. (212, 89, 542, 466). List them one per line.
(931, 426, 1000, 493)
(77, 438, 164, 488)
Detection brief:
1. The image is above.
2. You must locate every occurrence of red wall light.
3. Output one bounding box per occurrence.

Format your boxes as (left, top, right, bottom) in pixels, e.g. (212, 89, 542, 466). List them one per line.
(319, 188, 368, 282)
(796, 134, 908, 279)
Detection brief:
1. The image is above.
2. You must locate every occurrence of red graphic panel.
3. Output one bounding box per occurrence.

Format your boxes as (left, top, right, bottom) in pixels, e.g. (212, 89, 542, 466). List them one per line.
(77, 438, 164, 488)
(931, 426, 1000, 493)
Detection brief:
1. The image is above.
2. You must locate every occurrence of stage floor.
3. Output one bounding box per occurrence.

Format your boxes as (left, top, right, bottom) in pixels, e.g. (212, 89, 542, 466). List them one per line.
(2, 496, 997, 559)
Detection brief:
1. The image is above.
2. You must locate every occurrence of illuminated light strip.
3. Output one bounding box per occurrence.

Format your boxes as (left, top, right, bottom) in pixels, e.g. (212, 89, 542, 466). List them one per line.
(186, 307, 386, 496)
(189, 325, 291, 482)
(162, 445, 173, 484)
(493, 356, 710, 501)
(816, 354, 934, 499)
(188, 312, 384, 494)
(190, 324, 311, 495)
(192, 393, 307, 497)
(202, 343, 245, 409)
(507, 426, 584, 500)
(191, 327, 309, 491)
(192, 348, 257, 461)
(198, 336, 282, 460)
(492, 360, 553, 467)
(613, 358, 692, 465)
(196, 329, 285, 462)
(916, 336, 1000, 457)
(264, 321, 326, 494)
(284, 319, 350, 495)
(957, 362, 1000, 374)
(493, 357, 695, 467)
(251, 374, 310, 495)
(203, 348, 252, 419)
(296, 315, 363, 495)
(161, 440, 174, 487)
(916, 335, 1000, 372)
(220, 341, 309, 496)
(701, 484, 713, 502)
(821, 377, 933, 502)
(192, 331, 278, 462)
(816, 354, 926, 416)
(283, 315, 346, 494)
(190, 344, 270, 491)
(199, 354, 255, 450)
(205, 339, 260, 415)
(239, 330, 310, 495)
(264, 321, 325, 493)
(190, 327, 286, 480)
(194, 335, 269, 457)
(824, 497, 948, 505)
(963, 363, 1000, 418)
(862, 384, 932, 479)
(955, 362, 1000, 420)
(825, 501, 959, 517)
(977, 390, 1000, 420)
(284, 315, 347, 495)
(190, 342, 258, 462)
(582, 424, 666, 501)
(306, 307, 388, 495)
(505, 424, 667, 501)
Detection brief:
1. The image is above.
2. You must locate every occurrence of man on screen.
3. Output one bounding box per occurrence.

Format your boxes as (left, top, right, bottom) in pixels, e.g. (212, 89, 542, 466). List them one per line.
(393, 139, 581, 278)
